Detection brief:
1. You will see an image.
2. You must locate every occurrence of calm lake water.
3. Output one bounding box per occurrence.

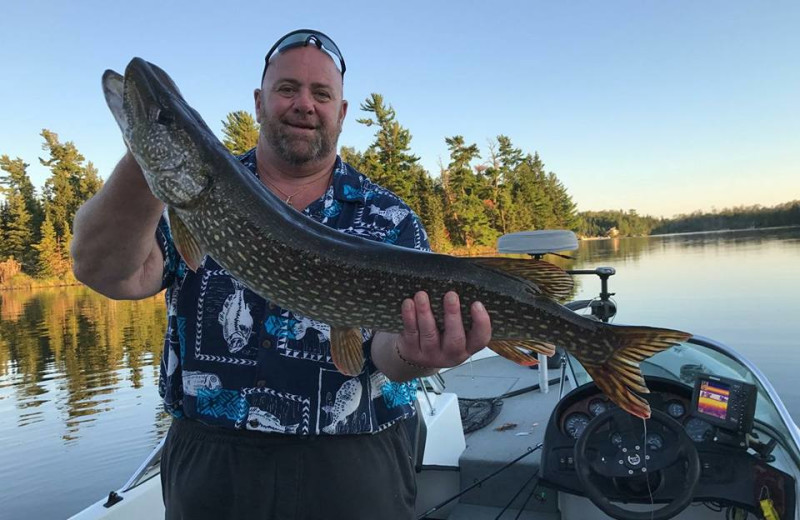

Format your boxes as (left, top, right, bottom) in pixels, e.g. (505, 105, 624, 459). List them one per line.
(1, 227, 798, 519)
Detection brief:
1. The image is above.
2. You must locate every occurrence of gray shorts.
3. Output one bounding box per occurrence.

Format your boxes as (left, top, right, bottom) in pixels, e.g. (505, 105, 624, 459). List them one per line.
(160, 418, 416, 520)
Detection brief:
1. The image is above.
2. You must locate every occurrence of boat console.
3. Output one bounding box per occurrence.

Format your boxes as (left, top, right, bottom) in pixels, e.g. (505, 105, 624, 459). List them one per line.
(541, 374, 796, 520)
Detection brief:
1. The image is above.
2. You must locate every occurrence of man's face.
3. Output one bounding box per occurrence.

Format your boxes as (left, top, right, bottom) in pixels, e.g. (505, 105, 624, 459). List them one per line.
(255, 46, 348, 167)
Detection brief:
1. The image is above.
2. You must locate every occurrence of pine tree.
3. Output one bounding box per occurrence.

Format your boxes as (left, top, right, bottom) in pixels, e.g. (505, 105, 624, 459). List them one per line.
(483, 136, 520, 236)
(0, 156, 42, 271)
(339, 146, 367, 172)
(39, 130, 85, 239)
(221, 111, 260, 155)
(545, 172, 580, 230)
(442, 136, 496, 248)
(0, 155, 43, 242)
(77, 161, 103, 204)
(34, 215, 69, 278)
(1, 193, 34, 269)
(356, 94, 420, 205)
(509, 152, 554, 232)
(417, 176, 451, 252)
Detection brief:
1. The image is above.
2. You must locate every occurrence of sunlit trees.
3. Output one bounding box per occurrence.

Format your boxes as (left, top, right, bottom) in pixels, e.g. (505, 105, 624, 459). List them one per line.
(221, 110, 260, 155)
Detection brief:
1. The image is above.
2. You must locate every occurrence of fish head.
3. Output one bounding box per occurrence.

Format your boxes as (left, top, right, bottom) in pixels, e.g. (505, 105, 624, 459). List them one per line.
(102, 58, 214, 208)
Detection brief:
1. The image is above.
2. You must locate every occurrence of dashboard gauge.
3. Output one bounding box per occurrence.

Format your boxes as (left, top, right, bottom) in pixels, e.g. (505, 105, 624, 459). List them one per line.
(666, 401, 686, 419)
(588, 398, 608, 417)
(685, 418, 714, 443)
(645, 433, 664, 451)
(611, 432, 623, 447)
(564, 413, 591, 439)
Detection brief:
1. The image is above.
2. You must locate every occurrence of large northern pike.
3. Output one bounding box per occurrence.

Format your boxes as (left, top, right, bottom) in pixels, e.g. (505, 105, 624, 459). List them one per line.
(102, 58, 690, 419)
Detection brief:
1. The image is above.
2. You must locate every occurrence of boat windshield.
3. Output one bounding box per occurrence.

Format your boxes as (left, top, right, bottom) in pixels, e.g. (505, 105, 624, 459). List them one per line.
(567, 337, 800, 463)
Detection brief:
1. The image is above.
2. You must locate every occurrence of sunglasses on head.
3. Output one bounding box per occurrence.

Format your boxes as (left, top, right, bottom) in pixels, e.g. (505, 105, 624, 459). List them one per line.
(261, 29, 346, 82)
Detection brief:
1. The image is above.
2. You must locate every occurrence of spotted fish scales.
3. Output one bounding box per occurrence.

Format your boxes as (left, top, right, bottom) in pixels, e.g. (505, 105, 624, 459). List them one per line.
(101, 58, 692, 419)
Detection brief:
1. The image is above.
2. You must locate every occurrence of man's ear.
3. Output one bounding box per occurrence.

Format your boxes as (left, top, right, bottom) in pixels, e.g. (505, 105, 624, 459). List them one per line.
(253, 88, 263, 123)
(339, 99, 348, 127)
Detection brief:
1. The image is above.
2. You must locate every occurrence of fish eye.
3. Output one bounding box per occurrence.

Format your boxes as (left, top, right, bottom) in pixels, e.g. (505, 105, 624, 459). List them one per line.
(155, 109, 174, 125)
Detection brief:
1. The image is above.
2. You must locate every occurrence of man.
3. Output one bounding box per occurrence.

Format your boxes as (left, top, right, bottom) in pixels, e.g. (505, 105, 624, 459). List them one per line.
(71, 29, 492, 520)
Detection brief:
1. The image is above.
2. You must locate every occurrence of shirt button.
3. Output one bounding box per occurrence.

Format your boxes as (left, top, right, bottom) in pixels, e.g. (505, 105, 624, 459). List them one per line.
(261, 339, 272, 348)
(256, 380, 266, 388)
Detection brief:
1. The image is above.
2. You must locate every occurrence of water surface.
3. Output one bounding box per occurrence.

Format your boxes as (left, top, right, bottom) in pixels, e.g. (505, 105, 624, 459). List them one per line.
(0, 227, 797, 519)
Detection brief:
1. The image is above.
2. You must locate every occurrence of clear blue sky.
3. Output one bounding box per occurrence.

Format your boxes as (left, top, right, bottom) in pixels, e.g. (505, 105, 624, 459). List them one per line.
(1, 0, 797, 218)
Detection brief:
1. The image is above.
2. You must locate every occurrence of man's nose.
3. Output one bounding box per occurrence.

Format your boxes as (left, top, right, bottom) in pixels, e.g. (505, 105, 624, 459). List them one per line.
(292, 89, 314, 114)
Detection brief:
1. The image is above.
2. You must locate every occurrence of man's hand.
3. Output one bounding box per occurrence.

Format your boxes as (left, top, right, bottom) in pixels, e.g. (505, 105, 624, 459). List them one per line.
(371, 291, 492, 381)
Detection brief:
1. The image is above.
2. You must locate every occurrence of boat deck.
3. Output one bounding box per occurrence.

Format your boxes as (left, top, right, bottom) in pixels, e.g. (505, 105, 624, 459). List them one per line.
(429, 356, 566, 518)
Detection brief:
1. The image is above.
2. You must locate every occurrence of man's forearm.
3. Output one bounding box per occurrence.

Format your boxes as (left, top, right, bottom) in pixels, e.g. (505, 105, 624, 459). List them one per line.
(371, 332, 440, 381)
(71, 151, 165, 299)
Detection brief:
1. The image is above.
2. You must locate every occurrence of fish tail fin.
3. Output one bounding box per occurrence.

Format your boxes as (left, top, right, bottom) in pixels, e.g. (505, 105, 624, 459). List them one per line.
(583, 326, 692, 419)
(487, 339, 556, 366)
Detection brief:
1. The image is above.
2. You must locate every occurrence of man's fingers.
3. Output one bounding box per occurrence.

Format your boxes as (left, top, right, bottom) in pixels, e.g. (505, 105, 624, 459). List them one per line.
(414, 291, 440, 349)
(400, 297, 418, 340)
(466, 300, 492, 355)
(441, 291, 467, 356)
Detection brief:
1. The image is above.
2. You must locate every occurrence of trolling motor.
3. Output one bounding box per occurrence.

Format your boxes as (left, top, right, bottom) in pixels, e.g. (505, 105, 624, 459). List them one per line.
(497, 230, 618, 323)
(498, 231, 619, 395)
(563, 267, 617, 323)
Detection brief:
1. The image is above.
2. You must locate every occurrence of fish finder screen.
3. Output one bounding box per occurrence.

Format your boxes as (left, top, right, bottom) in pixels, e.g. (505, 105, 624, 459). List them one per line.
(697, 380, 730, 420)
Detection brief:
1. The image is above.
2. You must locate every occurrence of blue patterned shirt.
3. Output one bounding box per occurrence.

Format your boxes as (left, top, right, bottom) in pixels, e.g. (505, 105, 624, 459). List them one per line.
(156, 149, 429, 435)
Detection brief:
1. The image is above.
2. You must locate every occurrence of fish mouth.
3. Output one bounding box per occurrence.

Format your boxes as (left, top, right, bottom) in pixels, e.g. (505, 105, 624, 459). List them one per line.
(102, 69, 128, 135)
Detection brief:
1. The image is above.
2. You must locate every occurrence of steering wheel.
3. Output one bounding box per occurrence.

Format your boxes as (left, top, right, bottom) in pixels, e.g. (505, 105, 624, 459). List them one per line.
(574, 408, 700, 520)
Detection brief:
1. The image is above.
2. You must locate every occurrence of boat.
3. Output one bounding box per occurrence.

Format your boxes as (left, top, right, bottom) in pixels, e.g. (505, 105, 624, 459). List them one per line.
(70, 231, 800, 520)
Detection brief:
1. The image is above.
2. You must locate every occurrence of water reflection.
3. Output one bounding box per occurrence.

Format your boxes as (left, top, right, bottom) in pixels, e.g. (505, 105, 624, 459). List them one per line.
(0, 287, 167, 440)
(573, 226, 800, 266)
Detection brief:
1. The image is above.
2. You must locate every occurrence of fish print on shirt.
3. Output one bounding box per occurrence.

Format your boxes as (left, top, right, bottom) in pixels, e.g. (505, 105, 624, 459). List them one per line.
(182, 370, 222, 396)
(292, 316, 330, 343)
(322, 377, 362, 434)
(246, 407, 301, 434)
(218, 279, 253, 353)
(369, 371, 389, 399)
(368, 204, 410, 226)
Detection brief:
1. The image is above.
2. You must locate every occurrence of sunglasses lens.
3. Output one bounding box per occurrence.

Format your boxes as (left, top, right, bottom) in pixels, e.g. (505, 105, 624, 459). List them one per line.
(262, 30, 345, 79)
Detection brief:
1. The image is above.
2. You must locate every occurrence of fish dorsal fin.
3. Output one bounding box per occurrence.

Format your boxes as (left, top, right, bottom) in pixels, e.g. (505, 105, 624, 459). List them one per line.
(168, 207, 205, 271)
(469, 257, 574, 301)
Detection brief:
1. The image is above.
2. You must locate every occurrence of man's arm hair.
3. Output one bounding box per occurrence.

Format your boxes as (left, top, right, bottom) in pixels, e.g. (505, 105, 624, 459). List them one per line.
(71, 151, 166, 300)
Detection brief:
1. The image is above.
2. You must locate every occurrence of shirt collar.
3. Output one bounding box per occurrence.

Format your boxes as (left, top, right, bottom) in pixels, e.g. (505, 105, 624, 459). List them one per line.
(239, 148, 370, 204)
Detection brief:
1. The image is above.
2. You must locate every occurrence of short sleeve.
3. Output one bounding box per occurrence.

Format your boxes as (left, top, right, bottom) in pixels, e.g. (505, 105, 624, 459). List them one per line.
(393, 211, 431, 253)
(155, 213, 179, 290)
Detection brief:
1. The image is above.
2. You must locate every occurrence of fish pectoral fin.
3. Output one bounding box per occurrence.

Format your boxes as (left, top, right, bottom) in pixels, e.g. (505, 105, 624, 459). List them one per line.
(330, 327, 365, 376)
(168, 207, 205, 271)
(581, 325, 692, 419)
(488, 339, 556, 366)
(469, 258, 574, 301)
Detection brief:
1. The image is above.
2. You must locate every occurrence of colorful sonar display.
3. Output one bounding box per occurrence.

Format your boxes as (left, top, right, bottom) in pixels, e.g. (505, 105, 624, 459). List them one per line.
(697, 380, 730, 420)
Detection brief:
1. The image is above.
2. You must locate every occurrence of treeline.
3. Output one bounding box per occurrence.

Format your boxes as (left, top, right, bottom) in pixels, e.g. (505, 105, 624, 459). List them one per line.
(0, 97, 580, 285)
(4, 96, 797, 283)
(576, 202, 800, 238)
(651, 201, 800, 234)
(222, 93, 579, 252)
(1, 131, 103, 283)
(577, 210, 663, 238)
